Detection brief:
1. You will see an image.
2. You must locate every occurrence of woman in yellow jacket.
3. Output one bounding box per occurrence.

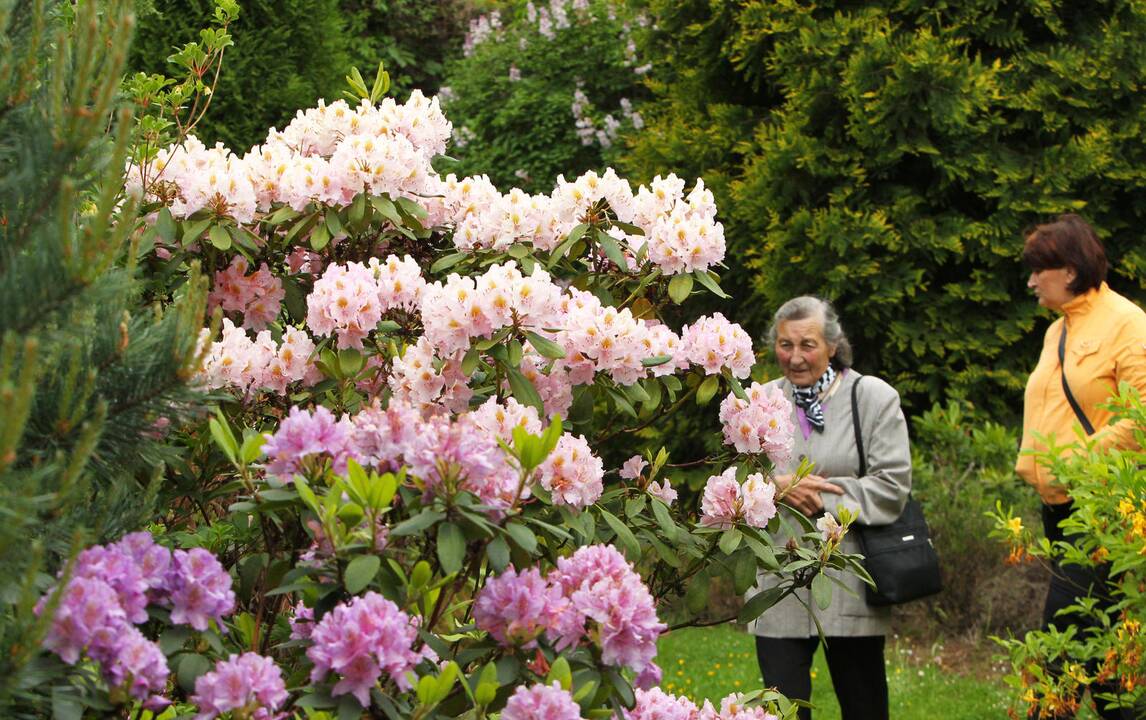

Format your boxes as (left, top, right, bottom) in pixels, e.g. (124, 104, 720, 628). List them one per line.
(1018, 213, 1146, 720)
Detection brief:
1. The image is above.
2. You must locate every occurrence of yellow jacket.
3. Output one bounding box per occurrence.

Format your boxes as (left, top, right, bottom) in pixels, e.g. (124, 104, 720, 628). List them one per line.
(1017, 283, 1146, 504)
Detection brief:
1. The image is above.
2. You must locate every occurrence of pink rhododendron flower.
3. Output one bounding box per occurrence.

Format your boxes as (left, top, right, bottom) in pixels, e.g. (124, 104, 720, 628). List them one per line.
(289, 601, 315, 641)
(71, 544, 150, 624)
(307, 592, 432, 707)
(626, 687, 700, 720)
(619, 455, 646, 480)
(168, 548, 236, 631)
(39, 576, 128, 665)
(700, 469, 777, 530)
(474, 567, 565, 648)
(306, 261, 384, 349)
(680, 313, 754, 379)
(263, 405, 357, 479)
(698, 694, 779, 720)
(350, 398, 422, 471)
(406, 413, 523, 514)
(466, 397, 543, 443)
(718, 382, 795, 464)
(192, 652, 288, 720)
(501, 683, 584, 720)
(209, 255, 284, 331)
(99, 626, 170, 710)
(647, 479, 678, 505)
(538, 433, 604, 508)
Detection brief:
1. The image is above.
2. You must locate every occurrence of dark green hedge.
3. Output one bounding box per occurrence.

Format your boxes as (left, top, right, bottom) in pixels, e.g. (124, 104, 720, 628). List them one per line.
(623, 0, 1146, 418)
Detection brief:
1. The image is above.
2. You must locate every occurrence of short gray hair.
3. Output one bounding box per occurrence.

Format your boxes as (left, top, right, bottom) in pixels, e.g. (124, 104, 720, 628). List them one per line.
(765, 296, 853, 369)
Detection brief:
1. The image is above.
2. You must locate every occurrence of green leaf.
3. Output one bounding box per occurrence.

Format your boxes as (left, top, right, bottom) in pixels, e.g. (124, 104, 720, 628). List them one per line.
(734, 551, 758, 595)
(284, 212, 320, 245)
(598, 508, 640, 558)
(391, 510, 445, 536)
(547, 656, 573, 691)
(738, 586, 786, 623)
(668, 273, 694, 304)
(504, 521, 537, 554)
(209, 411, 239, 465)
(696, 375, 720, 405)
(650, 499, 678, 542)
(309, 221, 331, 251)
(344, 555, 381, 594)
(486, 535, 510, 572)
(693, 269, 730, 298)
(181, 218, 211, 246)
(154, 207, 176, 242)
(685, 574, 710, 614)
(506, 365, 545, 414)
(431, 252, 469, 275)
(811, 572, 833, 610)
(437, 523, 466, 575)
(525, 331, 566, 359)
(176, 653, 212, 693)
(206, 223, 231, 250)
(596, 230, 629, 271)
(461, 347, 481, 375)
(325, 210, 344, 238)
(719, 528, 743, 555)
(642, 354, 673, 367)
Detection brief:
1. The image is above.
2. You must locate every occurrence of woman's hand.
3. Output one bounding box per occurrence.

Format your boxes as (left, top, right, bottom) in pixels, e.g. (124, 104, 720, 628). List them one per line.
(775, 473, 845, 516)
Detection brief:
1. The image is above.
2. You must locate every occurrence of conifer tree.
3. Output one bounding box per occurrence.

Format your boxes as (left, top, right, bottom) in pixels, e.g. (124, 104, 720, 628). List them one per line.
(0, 0, 206, 710)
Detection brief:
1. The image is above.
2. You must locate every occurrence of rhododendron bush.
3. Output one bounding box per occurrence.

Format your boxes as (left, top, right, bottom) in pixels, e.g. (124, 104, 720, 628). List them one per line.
(32, 67, 869, 718)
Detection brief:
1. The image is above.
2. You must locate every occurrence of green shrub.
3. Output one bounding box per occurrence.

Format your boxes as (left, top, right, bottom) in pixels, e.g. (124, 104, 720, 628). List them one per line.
(130, 0, 470, 150)
(439, 0, 650, 192)
(908, 401, 1044, 636)
(623, 0, 1146, 419)
(992, 386, 1146, 717)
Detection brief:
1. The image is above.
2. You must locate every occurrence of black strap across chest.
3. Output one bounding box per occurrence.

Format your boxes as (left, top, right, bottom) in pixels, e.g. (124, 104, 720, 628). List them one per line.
(1057, 325, 1096, 436)
(851, 377, 867, 477)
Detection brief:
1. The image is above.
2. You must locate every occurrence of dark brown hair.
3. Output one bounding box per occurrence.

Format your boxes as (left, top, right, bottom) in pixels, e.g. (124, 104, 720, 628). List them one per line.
(1021, 213, 1108, 294)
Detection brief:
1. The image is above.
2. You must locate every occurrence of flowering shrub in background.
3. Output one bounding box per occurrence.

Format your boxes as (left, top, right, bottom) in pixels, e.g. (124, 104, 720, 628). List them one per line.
(27, 25, 865, 714)
(438, 0, 650, 192)
(991, 387, 1146, 718)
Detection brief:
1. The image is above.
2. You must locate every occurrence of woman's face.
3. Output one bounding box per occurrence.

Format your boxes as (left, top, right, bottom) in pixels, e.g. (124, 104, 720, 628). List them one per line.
(775, 317, 837, 387)
(1027, 266, 1076, 311)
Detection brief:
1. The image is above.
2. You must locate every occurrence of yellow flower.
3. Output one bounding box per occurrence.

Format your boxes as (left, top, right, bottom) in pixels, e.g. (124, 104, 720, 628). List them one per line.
(1007, 516, 1024, 536)
(1118, 497, 1136, 517)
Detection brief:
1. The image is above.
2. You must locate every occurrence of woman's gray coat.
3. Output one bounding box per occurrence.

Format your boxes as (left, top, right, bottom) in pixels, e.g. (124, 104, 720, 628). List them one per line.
(747, 369, 912, 638)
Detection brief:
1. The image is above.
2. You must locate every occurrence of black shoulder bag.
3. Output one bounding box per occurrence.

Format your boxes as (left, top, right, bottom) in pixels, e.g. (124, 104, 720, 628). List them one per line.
(850, 378, 942, 606)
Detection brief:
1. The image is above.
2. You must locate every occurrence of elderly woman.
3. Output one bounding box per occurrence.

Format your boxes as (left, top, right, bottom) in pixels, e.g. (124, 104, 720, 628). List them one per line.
(748, 296, 911, 720)
(1018, 214, 1146, 720)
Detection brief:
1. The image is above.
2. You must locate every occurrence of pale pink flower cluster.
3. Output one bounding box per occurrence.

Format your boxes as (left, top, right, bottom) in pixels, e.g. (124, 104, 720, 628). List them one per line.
(519, 354, 576, 417)
(388, 337, 472, 412)
(420, 262, 564, 356)
(625, 689, 779, 720)
(306, 592, 433, 707)
(126, 135, 257, 223)
(306, 256, 425, 349)
(436, 178, 555, 252)
(349, 399, 423, 471)
(192, 652, 288, 720)
(466, 397, 543, 442)
(555, 288, 686, 386)
(198, 320, 317, 395)
(641, 178, 724, 275)
(537, 433, 604, 508)
(619, 455, 646, 480)
(718, 382, 795, 464)
(680, 313, 754, 378)
(208, 255, 284, 331)
(501, 683, 583, 720)
(474, 545, 664, 674)
(700, 468, 778, 529)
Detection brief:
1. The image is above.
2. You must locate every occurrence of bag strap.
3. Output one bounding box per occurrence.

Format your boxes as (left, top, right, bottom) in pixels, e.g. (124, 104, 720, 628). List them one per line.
(1057, 325, 1095, 436)
(851, 376, 867, 477)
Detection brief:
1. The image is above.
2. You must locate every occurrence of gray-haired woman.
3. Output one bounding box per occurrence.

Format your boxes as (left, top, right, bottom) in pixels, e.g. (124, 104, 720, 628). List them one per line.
(747, 296, 912, 720)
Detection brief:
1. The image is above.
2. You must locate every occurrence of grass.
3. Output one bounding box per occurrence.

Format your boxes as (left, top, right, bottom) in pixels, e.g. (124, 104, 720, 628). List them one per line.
(656, 625, 1016, 719)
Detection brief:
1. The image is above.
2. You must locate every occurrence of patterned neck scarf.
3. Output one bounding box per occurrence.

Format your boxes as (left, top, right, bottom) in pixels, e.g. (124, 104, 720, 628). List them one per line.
(792, 366, 836, 433)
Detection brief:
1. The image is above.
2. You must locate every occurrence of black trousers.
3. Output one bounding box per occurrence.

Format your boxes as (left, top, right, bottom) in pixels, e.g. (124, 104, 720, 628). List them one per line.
(1039, 502, 1130, 720)
(756, 635, 888, 720)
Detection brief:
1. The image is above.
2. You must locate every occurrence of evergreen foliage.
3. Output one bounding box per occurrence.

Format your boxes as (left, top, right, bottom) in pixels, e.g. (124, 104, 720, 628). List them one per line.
(0, 0, 206, 710)
(623, 0, 1146, 417)
(129, 0, 471, 150)
(440, 0, 650, 192)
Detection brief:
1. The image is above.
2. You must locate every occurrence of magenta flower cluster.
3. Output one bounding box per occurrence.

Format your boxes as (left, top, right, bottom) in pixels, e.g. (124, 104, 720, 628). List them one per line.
(474, 544, 665, 676)
(191, 652, 288, 720)
(37, 533, 235, 708)
(501, 682, 584, 720)
(306, 591, 435, 707)
(262, 405, 356, 479)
